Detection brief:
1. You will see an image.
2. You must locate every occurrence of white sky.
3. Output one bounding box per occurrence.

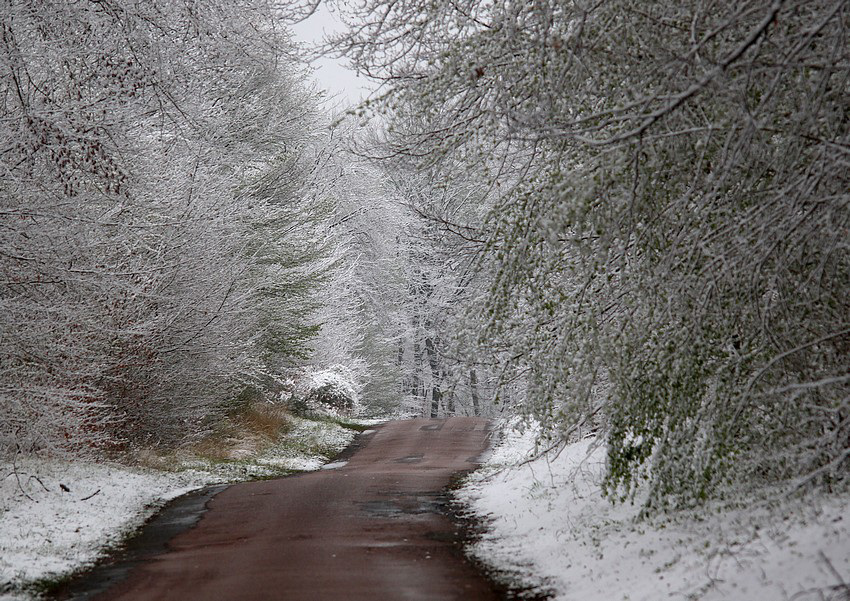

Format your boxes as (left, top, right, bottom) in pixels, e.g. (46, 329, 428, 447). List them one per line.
(290, 4, 373, 109)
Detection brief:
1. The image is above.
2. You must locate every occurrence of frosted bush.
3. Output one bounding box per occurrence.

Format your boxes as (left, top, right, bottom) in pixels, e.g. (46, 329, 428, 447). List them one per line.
(283, 366, 363, 417)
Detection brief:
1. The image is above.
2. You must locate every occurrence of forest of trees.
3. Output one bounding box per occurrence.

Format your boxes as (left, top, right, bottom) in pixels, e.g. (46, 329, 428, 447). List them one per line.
(0, 0, 492, 460)
(0, 0, 330, 453)
(331, 0, 850, 507)
(2, 0, 847, 510)
(0, 1, 382, 456)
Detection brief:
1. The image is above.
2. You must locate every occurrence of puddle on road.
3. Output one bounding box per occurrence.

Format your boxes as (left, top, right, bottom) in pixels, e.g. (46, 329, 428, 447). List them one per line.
(394, 454, 424, 464)
(359, 501, 406, 518)
(418, 423, 443, 431)
(359, 492, 447, 518)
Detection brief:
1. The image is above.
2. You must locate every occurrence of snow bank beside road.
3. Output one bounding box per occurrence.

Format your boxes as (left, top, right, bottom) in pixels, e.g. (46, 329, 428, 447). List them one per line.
(0, 460, 202, 598)
(458, 424, 850, 601)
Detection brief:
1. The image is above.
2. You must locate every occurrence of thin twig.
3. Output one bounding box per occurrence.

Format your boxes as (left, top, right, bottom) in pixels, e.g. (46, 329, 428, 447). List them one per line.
(80, 489, 101, 502)
(28, 474, 50, 493)
(818, 550, 848, 589)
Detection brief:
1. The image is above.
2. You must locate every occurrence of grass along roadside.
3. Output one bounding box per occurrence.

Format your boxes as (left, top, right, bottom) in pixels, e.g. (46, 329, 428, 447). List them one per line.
(137, 404, 374, 481)
(1, 404, 382, 600)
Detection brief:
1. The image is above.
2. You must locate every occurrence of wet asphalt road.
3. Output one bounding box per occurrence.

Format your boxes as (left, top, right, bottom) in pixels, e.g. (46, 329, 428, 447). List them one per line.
(77, 417, 500, 601)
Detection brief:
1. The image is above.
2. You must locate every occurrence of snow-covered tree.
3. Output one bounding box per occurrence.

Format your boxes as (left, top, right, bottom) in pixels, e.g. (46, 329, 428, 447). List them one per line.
(332, 0, 850, 505)
(0, 1, 343, 454)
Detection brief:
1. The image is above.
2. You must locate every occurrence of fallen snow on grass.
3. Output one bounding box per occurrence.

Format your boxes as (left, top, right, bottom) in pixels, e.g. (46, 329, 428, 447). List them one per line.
(458, 423, 850, 601)
(250, 416, 357, 472)
(167, 415, 358, 478)
(0, 459, 203, 598)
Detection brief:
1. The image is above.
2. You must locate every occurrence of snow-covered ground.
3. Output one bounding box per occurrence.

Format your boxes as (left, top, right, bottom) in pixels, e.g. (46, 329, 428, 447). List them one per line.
(0, 415, 370, 600)
(458, 423, 850, 601)
(0, 460, 201, 600)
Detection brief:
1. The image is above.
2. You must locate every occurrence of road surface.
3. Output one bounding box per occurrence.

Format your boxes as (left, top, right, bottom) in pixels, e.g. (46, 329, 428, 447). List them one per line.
(75, 417, 501, 600)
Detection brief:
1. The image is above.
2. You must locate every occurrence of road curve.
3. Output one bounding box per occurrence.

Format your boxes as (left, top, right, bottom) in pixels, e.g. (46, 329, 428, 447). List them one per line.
(91, 417, 500, 600)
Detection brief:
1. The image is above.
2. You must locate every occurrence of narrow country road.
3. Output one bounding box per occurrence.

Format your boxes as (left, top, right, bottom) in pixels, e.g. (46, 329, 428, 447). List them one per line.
(76, 417, 501, 600)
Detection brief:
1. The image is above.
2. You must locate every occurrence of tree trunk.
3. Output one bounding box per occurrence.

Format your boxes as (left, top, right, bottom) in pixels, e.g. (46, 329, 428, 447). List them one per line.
(469, 369, 480, 416)
(425, 334, 440, 418)
(445, 371, 455, 415)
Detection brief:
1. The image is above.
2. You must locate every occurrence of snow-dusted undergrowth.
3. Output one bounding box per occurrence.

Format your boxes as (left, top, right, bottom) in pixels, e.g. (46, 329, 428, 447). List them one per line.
(164, 415, 360, 478)
(0, 415, 368, 600)
(458, 423, 850, 601)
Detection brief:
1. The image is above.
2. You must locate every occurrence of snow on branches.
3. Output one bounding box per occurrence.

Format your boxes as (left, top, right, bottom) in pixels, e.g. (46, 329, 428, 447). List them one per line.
(332, 0, 850, 506)
(0, 1, 348, 456)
